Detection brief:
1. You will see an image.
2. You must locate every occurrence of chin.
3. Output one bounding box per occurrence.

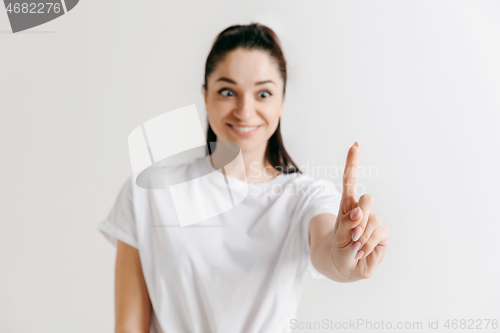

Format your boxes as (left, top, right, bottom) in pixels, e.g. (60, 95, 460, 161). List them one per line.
(222, 138, 259, 153)
(213, 127, 267, 152)
(226, 139, 254, 151)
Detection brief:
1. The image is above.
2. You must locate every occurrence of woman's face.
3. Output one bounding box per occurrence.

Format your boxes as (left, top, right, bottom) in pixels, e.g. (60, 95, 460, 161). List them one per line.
(204, 48, 284, 155)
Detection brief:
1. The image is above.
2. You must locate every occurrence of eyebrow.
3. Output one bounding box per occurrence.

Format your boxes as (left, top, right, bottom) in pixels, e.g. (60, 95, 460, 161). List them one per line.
(216, 77, 276, 85)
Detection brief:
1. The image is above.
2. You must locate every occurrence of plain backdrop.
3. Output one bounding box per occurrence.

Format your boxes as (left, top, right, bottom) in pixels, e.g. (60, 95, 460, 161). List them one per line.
(1, 1, 499, 332)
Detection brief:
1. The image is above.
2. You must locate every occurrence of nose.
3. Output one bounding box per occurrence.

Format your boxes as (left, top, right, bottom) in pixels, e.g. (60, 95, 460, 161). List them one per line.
(233, 93, 256, 121)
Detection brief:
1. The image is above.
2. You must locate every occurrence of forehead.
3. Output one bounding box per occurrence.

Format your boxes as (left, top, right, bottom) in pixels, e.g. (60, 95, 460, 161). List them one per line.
(210, 48, 282, 84)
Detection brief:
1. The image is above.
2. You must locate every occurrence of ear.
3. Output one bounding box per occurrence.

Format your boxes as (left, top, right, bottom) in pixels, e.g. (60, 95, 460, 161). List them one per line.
(279, 91, 285, 117)
(202, 84, 208, 105)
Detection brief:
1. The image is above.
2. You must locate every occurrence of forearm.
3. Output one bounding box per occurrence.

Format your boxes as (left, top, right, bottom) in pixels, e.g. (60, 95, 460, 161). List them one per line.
(115, 241, 152, 333)
(115, 325, 149, 333)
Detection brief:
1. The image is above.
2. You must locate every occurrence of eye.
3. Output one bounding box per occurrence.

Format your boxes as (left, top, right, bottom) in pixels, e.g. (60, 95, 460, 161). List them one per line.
(258, 90, 272, 98)
(218, 88, 234, 97)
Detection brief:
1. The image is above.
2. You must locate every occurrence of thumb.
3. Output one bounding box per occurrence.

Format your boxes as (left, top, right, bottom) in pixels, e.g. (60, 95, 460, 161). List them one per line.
(334, 206, 363, 247)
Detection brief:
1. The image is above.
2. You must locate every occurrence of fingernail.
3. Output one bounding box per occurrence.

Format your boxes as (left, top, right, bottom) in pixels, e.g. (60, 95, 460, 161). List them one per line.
(352, 226, 362, 241)
(350, 207, 360, 220)
(353, 141, 359, 147)
(350, 241, 361, 255)
(355, 250, 364, 260)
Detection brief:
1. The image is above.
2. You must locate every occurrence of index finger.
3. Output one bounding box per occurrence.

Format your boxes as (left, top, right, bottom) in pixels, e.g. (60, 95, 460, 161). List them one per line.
(341, 142, 360, 207)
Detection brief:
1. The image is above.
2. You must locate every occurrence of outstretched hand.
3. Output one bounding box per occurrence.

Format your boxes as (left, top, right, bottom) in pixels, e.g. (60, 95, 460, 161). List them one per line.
(330, 142, 390, 280)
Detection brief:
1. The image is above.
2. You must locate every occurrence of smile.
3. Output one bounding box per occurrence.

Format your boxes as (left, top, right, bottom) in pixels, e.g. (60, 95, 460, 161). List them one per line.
(227, 124, 261, 137)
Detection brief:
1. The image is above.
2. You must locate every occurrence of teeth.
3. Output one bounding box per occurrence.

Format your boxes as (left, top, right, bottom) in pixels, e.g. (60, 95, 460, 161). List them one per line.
(232, 125, 258, 132)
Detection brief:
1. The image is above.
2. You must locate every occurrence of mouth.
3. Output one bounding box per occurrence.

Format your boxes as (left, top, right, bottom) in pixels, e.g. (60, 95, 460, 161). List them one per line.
(227, 123, 261, 137)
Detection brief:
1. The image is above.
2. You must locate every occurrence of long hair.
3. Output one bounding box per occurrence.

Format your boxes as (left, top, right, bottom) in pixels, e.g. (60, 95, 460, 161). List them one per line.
(204, 23, 301, 174)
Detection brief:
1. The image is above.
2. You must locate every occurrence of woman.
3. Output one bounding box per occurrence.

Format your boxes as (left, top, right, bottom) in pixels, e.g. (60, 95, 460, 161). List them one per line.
(99, 23, 390, 333)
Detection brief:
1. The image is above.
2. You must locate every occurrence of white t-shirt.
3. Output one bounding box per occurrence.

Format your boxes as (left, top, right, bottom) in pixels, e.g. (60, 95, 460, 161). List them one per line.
(98, 154, 341, 333)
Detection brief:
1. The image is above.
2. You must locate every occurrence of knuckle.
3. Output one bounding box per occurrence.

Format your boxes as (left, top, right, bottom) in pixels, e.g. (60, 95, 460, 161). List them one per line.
(375, 224, 389, 238)
(372, 227, 383, 238)
(361, 194, 374, 204)
(343, 213, 355, 224)
(360, 269, 374, 279)
(371, 215, 384, 231)
(359, 194, 375, 206)
(358, 234, 369, 245)
(369, 213, 380, 224)
(375, 227, 388, 243)
(363, 239, 374, 251)
(358, 229, 376, 247)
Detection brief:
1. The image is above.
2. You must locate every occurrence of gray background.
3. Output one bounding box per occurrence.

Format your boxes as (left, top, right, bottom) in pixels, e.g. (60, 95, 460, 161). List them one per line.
(1, 0, 499, 332)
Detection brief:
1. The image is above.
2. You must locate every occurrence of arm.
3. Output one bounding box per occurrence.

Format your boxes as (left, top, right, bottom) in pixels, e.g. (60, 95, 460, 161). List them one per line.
(115, 240, 152, 333)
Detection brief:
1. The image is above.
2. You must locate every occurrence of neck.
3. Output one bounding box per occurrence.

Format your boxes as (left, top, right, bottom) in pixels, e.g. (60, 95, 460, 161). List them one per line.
(242, 145, 280, 184)
(210, 141, 280, 184)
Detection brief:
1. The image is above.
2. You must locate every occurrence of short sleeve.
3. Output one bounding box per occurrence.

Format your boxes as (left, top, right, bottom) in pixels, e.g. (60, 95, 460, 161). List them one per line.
(301, 178, 342, 279)
(98, 176, 139, 249)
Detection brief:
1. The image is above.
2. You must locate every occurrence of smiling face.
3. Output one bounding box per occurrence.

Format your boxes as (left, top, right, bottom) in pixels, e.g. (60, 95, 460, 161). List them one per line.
(203, 47, 285, 155)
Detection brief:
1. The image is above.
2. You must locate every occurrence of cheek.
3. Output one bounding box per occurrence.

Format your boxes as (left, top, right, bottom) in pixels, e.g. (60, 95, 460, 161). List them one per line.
(206, 96, 221, 119)
(207, 111, 224, 136)
(206, 99, 231, 132)
(261, 102, 282, 127)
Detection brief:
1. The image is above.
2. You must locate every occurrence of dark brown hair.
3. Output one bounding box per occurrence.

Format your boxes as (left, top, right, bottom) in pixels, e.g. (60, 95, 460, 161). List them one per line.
(204, 22, 301, 174)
